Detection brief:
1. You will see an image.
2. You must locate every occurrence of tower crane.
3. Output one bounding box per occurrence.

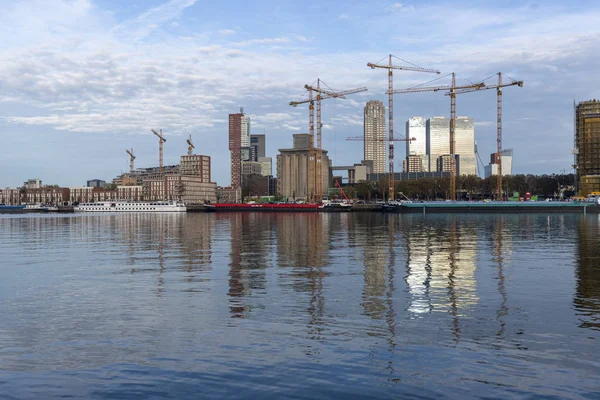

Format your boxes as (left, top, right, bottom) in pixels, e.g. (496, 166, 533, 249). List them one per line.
(187, 134, 195, 156)
(367, 54, 440, 201)
(290, 83, 367, 202)
(446, 73, 523, 200)
(151, 129, 167, 174)
(390, 74, 486, 200)
(126, 148, 135, 173)
(305, 81, 367, 202)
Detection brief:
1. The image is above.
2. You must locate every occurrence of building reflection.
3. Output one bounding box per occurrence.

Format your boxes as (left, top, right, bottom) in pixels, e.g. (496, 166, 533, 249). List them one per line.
(575, 215, 600, 330)
(403, 216, 479, 341)
(109, 213, 213, 294)
(226, 213, 271, 318)
(275, 213, 331, 351)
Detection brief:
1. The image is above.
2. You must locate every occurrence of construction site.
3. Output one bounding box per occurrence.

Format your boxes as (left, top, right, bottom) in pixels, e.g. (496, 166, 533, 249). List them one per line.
(274, 55, 524, 203)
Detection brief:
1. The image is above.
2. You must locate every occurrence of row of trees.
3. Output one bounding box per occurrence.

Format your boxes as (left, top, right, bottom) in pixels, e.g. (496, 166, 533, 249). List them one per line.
(338, 174, 575, 201)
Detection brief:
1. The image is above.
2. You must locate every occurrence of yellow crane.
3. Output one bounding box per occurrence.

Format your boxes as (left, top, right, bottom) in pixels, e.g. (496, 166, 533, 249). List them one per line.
(151, 129, 167, 174)
(290, 83, 367, 202)
(187, 134, 195, 156)
(367, 54, 440, 201)
(125, 148, 135, 173)
(390, 73, 485, 200)
(448, 73, 523, 200)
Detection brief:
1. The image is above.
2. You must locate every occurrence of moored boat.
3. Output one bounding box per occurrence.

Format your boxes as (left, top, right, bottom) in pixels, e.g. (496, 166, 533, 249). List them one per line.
(74, 200, 186, 213)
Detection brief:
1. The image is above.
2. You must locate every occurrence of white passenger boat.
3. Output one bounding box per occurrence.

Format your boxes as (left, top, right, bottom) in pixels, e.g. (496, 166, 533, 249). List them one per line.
(74, 200, 186, 213)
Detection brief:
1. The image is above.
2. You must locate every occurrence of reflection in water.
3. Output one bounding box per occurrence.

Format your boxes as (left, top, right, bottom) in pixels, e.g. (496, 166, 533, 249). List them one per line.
(494, 217, 509, 338)
(402, 216, 479, 342)
(576, 215, 600, 330)
(0, 213, 599, 398)
(226, 213, 271, 318)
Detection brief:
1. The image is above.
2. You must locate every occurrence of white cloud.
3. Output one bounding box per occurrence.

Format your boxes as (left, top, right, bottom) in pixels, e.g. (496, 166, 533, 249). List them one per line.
(218, 29, 236, 35)
(391, 3, 414, 13)
(338, 13, 349, 20)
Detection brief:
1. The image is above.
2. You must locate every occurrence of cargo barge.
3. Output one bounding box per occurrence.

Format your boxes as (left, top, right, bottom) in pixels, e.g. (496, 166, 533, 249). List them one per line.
(387, 201, 599, 214)
(213, 203, 322, 212)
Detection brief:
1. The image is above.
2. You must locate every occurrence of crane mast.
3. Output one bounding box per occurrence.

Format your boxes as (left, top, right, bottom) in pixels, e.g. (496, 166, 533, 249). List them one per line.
(292, 83, 367, 203)
(126, 148, 135, 173)
(367, 55, 440, 201)
(187, 134, 195, 156)
(151, 129, 167, 174)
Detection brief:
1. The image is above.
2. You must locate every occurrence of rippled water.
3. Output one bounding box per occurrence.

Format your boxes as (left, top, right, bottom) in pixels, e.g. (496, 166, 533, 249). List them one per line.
(0, 213, 599, 399)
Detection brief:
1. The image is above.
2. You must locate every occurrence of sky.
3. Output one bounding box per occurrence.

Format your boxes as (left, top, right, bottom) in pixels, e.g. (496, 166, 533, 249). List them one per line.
(1, 0, 599, 188)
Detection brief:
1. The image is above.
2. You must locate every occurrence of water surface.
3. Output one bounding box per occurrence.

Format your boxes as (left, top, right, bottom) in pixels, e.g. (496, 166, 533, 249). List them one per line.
(1, 213, 599, 399)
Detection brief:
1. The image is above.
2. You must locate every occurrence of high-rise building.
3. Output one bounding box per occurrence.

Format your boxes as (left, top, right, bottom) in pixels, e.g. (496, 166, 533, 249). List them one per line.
(455, 117, 476, 176)
(250, 134, 266, 161)
(575, 100, 600, 195)
(426, 117, 449, 172)
(406, 117, 428, 172)
(484, 149, 513, 179)
(364, 100, 386, 174)
(229, 111, 251, 189)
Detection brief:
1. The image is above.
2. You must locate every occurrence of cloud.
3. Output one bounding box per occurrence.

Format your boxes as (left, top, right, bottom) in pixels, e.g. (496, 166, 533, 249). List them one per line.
(338, 13, 349, 20)
(390, 3, 414, 13)
(218, 29, 236, 35)
(231, 37, 291, 47)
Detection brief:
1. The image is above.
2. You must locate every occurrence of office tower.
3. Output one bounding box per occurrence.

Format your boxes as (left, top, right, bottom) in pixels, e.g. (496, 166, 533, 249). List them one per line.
(455, 117, 476, 176)
(364, 100, 386, 174)
(575, 100, 600, 195)
(406, 116, 428, 172)
(229, 111, 250, 189)
(426, 117, 449, 172)
(484, 149, 513, 178)
(250, 134, 266, 161)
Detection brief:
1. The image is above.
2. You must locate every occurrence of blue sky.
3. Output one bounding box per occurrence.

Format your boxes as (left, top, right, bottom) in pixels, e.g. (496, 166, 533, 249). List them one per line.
(1, 0, 599, 187)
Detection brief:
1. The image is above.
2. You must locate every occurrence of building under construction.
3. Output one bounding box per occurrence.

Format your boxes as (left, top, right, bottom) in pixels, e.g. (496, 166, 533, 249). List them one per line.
(575, 100, 600, 196)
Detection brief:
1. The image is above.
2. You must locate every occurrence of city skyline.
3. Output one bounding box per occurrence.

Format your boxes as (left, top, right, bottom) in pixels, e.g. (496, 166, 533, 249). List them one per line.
(1, 0, 598, 187)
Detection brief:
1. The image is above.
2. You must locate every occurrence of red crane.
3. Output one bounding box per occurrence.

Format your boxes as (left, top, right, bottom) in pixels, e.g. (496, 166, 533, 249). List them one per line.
(367, 55, 440, 201)
(335, 179, 350, 203)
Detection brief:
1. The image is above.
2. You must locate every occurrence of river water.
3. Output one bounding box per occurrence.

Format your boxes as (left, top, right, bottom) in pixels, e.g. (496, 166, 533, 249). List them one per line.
(0, 213, 598, 399)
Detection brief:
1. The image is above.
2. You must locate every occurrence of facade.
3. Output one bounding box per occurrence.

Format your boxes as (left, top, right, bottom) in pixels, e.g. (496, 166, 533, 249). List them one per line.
(454, 117, 476, 176)
(0, 188, 22, 205)
(217, 186, 242, 203)
(364, 100, 386, 174)
(250, 134, 266, 161)
(241, 161, 263, 176)
(293, 133, 311, 150)
(114, 165, 179, 186)
(276, 148, 330, 200)
(179, 154, 211, 181)
(406, 116, 427, 161)
(25, 187, 70, 204)
(229, 112, 250, 189)
(426, 117, 450, 172)
(117, 185, 143, 201)
(484, 149, 514, 179)
(257, 157, 272, 176)
(575, 100, 600, 193)
(436, 155, 454, 173)
(143, 175, 216, 204)
(24, 178, 42, 189)
(406, 154, 426, 173)
(86, 179, 106, 188)
(581, 175, 600, 197)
